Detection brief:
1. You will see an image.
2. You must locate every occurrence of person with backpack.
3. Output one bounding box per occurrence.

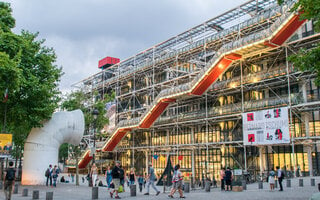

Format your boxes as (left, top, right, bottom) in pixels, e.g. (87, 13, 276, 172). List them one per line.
(3, 161, 15, 200)
(276, 166, 284, 191)
(45, 164, 53, 186)
(225, 167, 233, 191)
(119, 165, 125, 192)
(168, 164, 185, 198)
(110, 161, 121, 199)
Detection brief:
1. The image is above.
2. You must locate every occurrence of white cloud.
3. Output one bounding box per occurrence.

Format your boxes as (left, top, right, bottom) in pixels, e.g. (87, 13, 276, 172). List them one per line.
(6, 0, 247, 93)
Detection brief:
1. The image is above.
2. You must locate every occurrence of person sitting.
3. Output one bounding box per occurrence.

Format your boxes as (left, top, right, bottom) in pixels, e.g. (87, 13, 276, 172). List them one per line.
(60, 176, 65, 183)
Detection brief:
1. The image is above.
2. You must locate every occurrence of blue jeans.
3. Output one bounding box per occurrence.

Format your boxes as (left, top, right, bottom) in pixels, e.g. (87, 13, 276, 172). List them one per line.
(146, 180, 159, 193)
(129, 180, 135, 185)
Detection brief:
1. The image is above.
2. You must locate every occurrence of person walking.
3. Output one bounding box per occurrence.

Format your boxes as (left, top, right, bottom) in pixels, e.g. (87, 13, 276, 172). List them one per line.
(168, 164, 185, 198)
(105, 166, 113, 189)
(3, 161, 15, 200)
(71, 173, 75, 183)
(276, 166, 284, 191)
(220, 167, 225, 191)
(119, 165, 125, 192)
(225, 167, 233, 191)
(110, 161, 122, 199)
(144, 162, 160, 196)
(138, 175, 144, 192)
(129, 168, 136, 185)
(268, 168, 276, 191)
(45, 164, 53, 186)
(52, 165, 59, 187)
(91, 163, 98, 187)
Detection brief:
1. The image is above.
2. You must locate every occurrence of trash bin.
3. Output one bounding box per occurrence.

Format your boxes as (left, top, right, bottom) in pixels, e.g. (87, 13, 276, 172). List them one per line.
(241, 180, 246, 190)
(184, 182, 190, 193)
(130, 184, 136, 196)
(205, 181, 211, 192)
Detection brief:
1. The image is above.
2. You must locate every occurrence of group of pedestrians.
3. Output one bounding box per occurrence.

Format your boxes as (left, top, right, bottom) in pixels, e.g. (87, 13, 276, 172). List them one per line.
(268, 166, 285, 191)
(220, 167, 233, 191)
(99, 161, 185, 199)
(45, 164, 60, 187)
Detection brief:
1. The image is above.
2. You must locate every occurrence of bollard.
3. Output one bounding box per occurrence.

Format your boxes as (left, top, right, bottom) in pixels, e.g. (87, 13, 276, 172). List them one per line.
(201, 179, 205, 189)
(22, 188, 28, 196)
(205, 181, 211, 192)
(0, 181, 2, 190)
(33, 190, 39, 200)
(46, 192, 53, 200)
(258, 181, 263, 189)
(13, 183, 18, 194)
(299, 179, 303, 187)
(130, 184, 136, 196)
(92, 186, 98, 199)
(286, 179, 291, 187)
(275, 180, 278, 188)
(318, 183, 320, 191)
(184, 182, 190, 193)
(242, 180, 247, 190)
(311, 178, 315, 186)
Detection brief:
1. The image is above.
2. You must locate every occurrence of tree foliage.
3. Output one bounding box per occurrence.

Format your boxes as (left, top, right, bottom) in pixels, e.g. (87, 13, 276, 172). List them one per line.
(278, 0, 320, 85)
(61, 90, 115, 134)
(0, 2, 62, 149)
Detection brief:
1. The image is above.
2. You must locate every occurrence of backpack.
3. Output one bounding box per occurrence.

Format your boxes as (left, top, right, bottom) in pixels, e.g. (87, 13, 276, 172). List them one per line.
(45, 168, 50, 177)
(281, 170, 285, 178)
(6, 168, 15, 181)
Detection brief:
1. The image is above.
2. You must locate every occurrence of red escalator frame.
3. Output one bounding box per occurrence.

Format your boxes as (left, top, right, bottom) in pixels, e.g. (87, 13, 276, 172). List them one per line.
(78, 150, 92, 169)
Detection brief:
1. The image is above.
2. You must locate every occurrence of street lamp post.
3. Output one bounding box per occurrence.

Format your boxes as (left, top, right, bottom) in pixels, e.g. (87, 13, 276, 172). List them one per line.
(92, 108, 99, 164)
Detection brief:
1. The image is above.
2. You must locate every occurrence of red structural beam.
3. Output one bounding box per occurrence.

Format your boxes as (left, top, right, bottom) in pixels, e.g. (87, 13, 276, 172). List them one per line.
(139, 101, 172, 128)
(78, 151, 92, 169)
(191, 53, 241, 95)
(103, 129, 130, 151)
(265, 14, 306, 47)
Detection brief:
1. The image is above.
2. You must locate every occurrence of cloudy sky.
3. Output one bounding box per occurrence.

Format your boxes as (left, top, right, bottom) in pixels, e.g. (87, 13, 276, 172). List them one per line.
(6, 0, 246, 93)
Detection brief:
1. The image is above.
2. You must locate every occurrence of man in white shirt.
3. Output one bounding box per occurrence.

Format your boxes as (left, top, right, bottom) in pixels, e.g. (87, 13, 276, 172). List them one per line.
(276, 166, 283, 191)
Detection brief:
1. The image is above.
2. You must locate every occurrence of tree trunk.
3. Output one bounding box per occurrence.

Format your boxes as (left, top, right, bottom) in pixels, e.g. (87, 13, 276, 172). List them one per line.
(15, 147, 18, 168)
(76, 156, 79, 186)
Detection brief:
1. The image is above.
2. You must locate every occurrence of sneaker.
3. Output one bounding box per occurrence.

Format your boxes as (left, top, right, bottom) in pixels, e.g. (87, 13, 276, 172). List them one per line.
(168, 195, 174, 198)
(156, 191, 160, 196)
(110, 192, 113, 198)
(115, 196, 121, 199)
(144, 193, 149, 195)
(180, 196, 186, 198)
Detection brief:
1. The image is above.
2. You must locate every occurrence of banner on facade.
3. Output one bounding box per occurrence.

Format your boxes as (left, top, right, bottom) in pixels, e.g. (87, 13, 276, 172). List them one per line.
(242, 107, 290, 145)
(0, 133, 12, 153)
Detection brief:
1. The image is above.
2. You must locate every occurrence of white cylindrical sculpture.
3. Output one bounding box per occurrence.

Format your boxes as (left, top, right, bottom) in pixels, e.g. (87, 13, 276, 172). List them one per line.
(22, 109, 84, 185)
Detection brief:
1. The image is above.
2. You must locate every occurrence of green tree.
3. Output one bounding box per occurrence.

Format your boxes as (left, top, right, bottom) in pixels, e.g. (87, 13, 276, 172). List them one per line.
(0, 2, 62, 163)
(61, 91, 114, 133)
(59, 143, 69, 163)
(61, 90, 114, 185)
(278, 0, 320, 85)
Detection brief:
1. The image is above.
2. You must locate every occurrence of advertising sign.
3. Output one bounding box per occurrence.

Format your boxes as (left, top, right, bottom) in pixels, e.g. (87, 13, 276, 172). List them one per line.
(242, 107, 290, 145)
(0, 133, 12, 153)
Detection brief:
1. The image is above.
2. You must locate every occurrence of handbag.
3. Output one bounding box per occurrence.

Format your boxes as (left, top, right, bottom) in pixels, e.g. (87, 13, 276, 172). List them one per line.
(118, 185, 123, 193)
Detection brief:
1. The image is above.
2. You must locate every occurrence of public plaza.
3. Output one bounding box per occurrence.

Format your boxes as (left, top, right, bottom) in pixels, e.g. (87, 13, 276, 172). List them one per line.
(0, 176, 319, 200)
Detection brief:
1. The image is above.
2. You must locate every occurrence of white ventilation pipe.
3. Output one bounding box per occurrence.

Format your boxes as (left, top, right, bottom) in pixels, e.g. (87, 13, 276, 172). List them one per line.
(21, 109, 85, 185)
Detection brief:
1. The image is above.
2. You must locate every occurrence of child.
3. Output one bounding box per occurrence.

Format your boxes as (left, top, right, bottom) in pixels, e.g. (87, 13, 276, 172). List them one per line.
(138, 175, 144, 192)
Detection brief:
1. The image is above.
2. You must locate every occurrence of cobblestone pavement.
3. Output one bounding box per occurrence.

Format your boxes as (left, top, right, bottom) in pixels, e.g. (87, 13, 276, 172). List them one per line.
(1, 176, 319, 200)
